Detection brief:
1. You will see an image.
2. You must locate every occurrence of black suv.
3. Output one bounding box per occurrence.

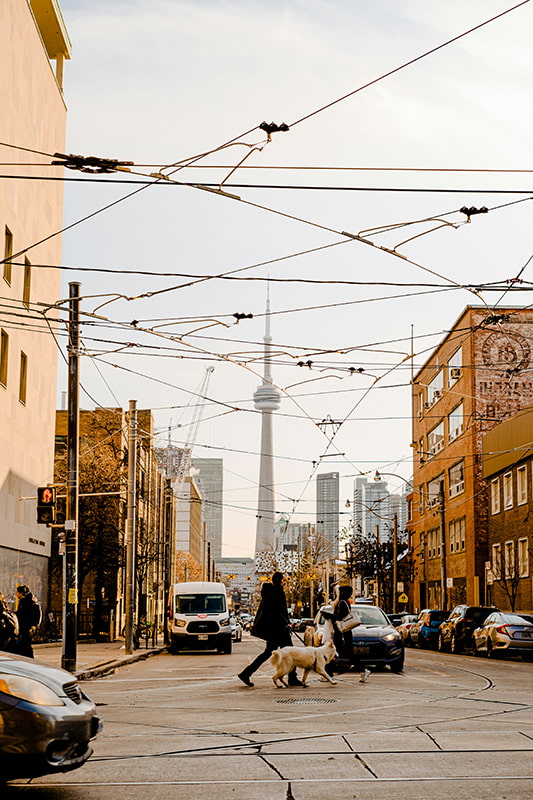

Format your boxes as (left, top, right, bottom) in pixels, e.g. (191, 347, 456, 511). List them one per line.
(438, 605, 496, 652)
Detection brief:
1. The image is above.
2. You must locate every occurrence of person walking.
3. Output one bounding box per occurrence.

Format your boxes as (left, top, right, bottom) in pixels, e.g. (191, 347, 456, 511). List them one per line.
(15, 585, 38, 658)
(238, 571, 302, 687)
(322, 584, 356, 674)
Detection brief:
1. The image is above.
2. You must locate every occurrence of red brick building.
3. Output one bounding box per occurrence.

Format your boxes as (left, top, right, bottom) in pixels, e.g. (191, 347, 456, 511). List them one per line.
(410, 306, 533, 611)
(482, 404, 533, 611)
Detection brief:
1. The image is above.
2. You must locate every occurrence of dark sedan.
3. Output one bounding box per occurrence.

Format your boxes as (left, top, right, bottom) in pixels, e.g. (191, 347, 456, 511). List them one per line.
(315, 604, 404, 672)
(473, 611, 533, 659)
(0, 650, 102, 781)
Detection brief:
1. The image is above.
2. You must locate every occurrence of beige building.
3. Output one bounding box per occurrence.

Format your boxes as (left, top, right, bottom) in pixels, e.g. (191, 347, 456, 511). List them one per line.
(0, 0, 70, 602)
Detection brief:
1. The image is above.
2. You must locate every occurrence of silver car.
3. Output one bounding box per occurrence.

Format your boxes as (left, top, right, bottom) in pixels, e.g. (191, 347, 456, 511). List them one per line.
(0, 650, 102, 780)
(472, 611, 533, 659)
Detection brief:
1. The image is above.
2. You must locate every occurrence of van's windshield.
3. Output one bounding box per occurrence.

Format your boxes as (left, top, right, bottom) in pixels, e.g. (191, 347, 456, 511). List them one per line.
(175, 594, 226, 614)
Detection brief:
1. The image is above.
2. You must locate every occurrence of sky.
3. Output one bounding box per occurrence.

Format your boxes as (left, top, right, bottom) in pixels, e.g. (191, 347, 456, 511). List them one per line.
(39, 0, 533, 557)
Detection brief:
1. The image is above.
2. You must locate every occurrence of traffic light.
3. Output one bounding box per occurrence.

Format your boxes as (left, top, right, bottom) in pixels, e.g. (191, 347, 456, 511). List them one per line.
(37, 486, 56, 525)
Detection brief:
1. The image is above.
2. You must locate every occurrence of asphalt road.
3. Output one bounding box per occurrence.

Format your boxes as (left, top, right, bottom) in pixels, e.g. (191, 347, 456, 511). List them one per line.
(6, 634, 533, 800)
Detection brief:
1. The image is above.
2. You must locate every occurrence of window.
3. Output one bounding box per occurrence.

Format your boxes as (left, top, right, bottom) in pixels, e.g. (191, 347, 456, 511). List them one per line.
(428, 527, 441, 558)
(504, 540, 514, 578)
(448, 346, 463, 384)
(518, 538, 529, 577)
(448, 461, 465, 497)
(517, 465, 527, 505)
(23, 257, 31, 308)
(492, 543, 502, 579)
(503, 472, 513, 509)
(449, 517, 466, 552)
(491, 478, 500, 515)
(3, 226, 13, 285)
(19, 351, 27, 404)
(448, 402, 464, 441)
(0, 329, 8, 387)
(427, 370, 443, 405)
(427, 421, 444, 456)
(426, 476, 442, 510)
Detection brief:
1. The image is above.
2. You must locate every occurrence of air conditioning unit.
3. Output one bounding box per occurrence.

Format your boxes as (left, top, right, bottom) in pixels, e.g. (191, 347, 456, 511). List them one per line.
(424, 402, 431, 409)
(450, 368, 462, 379)
(449, 481, 465, 497)
(417, 505, 424, 514)
(434, 390, 442, 399)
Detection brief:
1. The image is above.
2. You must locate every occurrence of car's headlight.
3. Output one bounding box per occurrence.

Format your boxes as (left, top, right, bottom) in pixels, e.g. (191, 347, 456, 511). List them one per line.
(220, 617, 230, 627)
(0, 674, 64, 706)
(174, 618, 187, 628)
(384, 632, 401, 642)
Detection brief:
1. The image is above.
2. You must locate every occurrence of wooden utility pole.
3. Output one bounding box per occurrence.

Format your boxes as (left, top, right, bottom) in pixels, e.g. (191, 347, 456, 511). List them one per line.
(62, 282, 80, 673)
(124, 400, 137, 655)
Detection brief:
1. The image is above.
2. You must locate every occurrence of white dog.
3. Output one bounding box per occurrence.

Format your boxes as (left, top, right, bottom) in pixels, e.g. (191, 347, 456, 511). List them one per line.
(270, 640, 338, 687)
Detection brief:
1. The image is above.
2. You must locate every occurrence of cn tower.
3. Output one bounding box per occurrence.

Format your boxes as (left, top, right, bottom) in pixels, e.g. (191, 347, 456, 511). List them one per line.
(253, 292, 281, 556)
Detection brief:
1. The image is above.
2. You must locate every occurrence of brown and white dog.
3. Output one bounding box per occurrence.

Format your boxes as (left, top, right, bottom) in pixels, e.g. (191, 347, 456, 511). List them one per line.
(270, 640, 338, 686)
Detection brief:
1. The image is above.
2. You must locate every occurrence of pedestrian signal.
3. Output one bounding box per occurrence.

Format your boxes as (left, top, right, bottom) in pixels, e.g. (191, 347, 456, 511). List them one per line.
(37, 486, 56, 525)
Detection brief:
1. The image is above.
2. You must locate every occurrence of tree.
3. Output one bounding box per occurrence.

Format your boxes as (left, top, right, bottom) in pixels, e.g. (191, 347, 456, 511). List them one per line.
(491, 542, 523, 611)
(175, 551, 202, 583)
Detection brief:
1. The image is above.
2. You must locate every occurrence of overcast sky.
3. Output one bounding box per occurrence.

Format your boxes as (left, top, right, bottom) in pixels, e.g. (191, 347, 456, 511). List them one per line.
(46, 0, 533, 557)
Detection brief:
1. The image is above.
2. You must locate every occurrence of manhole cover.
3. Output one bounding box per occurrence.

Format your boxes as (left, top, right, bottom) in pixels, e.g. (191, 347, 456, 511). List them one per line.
(276, 697, 338, 704)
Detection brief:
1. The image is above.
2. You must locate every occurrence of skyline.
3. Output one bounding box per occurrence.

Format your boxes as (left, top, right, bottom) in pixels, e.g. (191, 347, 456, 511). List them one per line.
(6, 0, 533, 558)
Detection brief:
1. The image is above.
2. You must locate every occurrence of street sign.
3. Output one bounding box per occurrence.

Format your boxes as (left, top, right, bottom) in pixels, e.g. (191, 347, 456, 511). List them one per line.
(398, 593, 409, 604)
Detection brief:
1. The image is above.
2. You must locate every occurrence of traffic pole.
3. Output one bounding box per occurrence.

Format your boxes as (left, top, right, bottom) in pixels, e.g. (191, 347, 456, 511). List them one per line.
(124, 400, 137, 654)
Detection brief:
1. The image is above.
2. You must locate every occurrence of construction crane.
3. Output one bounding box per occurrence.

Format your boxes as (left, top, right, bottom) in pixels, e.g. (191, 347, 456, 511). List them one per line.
(168, 366, 215, 489)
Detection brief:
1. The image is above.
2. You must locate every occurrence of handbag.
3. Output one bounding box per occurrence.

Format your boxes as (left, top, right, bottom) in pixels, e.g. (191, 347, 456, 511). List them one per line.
(336, 610, 360, 633)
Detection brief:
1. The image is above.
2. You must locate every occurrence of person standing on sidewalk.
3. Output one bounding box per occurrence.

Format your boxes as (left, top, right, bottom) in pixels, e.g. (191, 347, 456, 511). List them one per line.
(238, 571, 302, 687)
(15, 585, 38, 658)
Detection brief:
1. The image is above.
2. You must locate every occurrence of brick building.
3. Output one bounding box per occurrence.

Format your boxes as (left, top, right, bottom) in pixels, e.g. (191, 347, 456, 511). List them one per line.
(410, 306, 533, 611)
(482, 404, 533, 611)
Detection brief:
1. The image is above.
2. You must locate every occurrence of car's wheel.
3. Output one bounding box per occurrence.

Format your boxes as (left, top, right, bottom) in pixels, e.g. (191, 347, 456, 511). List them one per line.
(486, 640, 498, 659)
(473, 640, 483, 657)
(390, 653, 405, 673)
(217, 638, 232, 654)
(438, 633, 446, 652)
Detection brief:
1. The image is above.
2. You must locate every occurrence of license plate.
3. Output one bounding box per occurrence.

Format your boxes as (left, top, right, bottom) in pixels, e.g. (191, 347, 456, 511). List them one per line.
(519, 631, 533, 639)
(198, 634, 208, 640)
(354, 646, 370, 656)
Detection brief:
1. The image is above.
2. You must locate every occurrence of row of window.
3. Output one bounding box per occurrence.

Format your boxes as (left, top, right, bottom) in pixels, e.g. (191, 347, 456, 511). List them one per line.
(421, 401, 464, 460)
(417, 346, 463, 412)
(490, 464, 529, 514)
(492, 538, 529, 578)
(415, 461, 465, 513)
(4, 225, 32, 307)
(422, 517, 466, 559)
(0, 329, 28, 403)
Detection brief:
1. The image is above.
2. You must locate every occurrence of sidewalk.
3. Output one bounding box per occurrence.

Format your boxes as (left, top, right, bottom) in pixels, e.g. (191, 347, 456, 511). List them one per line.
(34, 639, 167, 680)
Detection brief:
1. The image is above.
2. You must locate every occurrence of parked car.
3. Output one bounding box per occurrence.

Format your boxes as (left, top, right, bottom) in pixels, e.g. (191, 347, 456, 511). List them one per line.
(0, 650, 102, 781)
(314, 604, 404, 672)
(409, 609, 449, 648)
(396, 614, 418, 644)
(230, 616, 243, 642)
(438, 605, 496, 653)
(472, 611, 533, 659)
(291, 617, 315, 633)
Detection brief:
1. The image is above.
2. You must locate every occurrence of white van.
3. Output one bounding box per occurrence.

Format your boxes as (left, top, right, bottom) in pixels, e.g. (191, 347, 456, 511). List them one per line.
(168, 581, 232, 654)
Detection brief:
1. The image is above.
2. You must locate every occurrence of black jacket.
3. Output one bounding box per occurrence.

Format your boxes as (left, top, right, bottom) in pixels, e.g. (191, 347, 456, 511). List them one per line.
(251, 582, 291, 641)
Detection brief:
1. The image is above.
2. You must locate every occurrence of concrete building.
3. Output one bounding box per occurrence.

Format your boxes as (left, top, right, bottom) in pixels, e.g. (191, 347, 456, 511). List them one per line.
(482, 404, 533, 611)
(316, 472, 340, 559)
(173, 475, 203, 567)
(410, 306, 533, 610)
(216, 557, 255, 610)
(191, 457, 223, 559)
(0, 0, 70, 605)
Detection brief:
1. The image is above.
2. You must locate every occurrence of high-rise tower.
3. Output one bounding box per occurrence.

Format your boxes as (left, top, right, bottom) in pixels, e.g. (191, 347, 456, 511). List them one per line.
(253, 294, 281, 557)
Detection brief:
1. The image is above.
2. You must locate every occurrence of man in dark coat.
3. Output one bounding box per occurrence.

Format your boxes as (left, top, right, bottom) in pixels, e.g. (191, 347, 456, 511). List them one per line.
(15, 585, 36, 658)
(238, 571, 302, 687)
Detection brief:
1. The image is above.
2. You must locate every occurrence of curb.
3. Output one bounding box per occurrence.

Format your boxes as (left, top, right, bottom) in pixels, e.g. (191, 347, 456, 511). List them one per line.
(75, 646, 168, 680)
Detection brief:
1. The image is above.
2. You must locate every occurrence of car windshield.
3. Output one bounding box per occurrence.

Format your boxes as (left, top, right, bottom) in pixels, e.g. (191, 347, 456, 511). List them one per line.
(351, 606, 389, 626)
(428, 611, 448, 622)
(175, 594, 226, 614)
(505, 613, 533, 625)
(468, 608, 494, 619)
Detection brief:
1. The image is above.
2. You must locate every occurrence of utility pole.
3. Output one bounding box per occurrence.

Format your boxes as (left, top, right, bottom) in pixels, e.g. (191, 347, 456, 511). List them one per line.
(62, 282, 80, 673)
(163, 478, 172, 645)
(392, 513, 398, 613)
(439, 479, 447, 609)
(124, 400, 137, 655)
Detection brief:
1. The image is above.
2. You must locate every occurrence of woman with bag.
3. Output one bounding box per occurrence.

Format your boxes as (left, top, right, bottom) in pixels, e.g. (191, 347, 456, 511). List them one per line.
(322, 584, 359, 673)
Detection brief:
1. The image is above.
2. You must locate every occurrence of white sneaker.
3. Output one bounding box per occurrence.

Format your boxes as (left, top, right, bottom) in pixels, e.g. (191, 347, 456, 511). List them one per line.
(359, 668, 370, 683)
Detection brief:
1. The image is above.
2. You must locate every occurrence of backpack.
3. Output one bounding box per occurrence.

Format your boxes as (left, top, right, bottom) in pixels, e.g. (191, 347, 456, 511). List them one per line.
(31, 598, 42, 628)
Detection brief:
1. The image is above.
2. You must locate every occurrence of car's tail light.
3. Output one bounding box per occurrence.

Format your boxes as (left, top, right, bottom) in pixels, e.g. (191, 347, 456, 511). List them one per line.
(496, 625, 509, 635)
